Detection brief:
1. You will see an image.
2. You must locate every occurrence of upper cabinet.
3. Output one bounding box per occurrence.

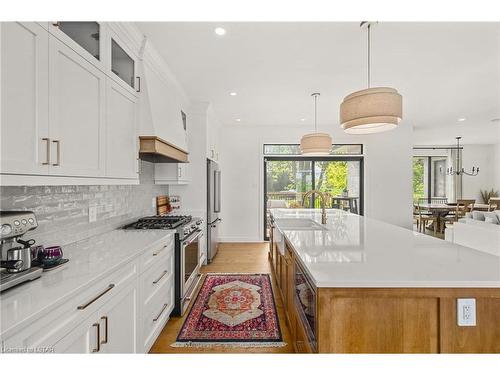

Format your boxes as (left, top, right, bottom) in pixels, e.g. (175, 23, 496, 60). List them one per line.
(48, 35, 106, 177)
(49, 22, 107, 71)
(1, 22, 49, 175)
(1, 22, 192, 186)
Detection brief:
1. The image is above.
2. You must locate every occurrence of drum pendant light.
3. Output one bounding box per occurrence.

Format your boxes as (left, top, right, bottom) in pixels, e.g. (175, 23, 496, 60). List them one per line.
(340, 22, 402, 134)
(300, 93, 332, 155)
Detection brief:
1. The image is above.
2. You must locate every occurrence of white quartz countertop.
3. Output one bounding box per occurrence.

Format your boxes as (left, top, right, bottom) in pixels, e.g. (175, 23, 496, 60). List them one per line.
(0, 229, 174, 339)
(271, 209, 500, 288)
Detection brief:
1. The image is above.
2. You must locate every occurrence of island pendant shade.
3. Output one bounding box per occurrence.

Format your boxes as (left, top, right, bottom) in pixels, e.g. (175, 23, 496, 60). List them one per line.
(340, 87, 402, 134)
(299, 132, 333, 155)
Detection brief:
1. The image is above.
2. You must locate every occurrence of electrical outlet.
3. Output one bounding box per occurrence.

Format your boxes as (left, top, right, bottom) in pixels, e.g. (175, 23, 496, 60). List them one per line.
(88, 206, 97, 223)
(457, 298, 476, 326)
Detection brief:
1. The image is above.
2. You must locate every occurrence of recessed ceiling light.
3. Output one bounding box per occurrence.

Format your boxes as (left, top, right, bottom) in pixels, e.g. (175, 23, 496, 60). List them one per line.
(214, 27, 226, 36)
(457, 118, 466, 122)
(235, 118, 241, 122)
(229, 92, 237, 96)
(300, 118, 306, 122)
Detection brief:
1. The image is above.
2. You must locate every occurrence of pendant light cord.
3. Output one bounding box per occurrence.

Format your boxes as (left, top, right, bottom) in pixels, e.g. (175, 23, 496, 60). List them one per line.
(312, 93, 320, 132)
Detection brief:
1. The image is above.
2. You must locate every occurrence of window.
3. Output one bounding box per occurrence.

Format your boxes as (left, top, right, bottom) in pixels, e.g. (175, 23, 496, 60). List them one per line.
(263, 143, 363, 156)
(264, 146, 364, 240)
(412, 155, 448, 202)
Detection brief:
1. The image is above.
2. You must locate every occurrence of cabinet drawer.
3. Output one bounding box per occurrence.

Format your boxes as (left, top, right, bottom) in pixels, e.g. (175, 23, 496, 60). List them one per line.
(140, 235, 174, 272)
(141, 251, 174, 305)
(141, 273, 174, 352)
(2, 260, 138, 351)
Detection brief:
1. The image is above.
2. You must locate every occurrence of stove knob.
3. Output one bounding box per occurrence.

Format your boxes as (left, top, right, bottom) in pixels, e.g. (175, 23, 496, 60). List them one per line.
(191, 224, 196, 229)
(28, 218, 35, 224)
(14, 220, 20, 226)
(21, 219, 28, 225)
(1, 224, 12, 236)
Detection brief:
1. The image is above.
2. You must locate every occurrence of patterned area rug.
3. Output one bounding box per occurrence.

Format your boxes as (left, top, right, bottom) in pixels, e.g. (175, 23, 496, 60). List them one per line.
(172, 273, 285, 348)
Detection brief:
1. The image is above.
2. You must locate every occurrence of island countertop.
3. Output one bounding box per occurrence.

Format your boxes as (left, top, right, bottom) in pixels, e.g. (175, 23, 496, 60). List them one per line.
(270, 208, 500, 288)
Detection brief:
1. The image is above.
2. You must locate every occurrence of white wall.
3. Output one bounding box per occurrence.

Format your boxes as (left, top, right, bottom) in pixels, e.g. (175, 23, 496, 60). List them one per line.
(461, 144, 499, 202)
(218, 123, 413, 242)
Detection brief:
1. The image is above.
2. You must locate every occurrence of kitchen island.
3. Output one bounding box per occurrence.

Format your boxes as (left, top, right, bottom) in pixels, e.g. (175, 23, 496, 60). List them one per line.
(269, 209, 500, 353)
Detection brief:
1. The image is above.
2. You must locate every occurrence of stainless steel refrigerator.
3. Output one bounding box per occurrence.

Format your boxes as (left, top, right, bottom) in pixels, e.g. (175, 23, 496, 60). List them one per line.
(207, 159, 221, 263)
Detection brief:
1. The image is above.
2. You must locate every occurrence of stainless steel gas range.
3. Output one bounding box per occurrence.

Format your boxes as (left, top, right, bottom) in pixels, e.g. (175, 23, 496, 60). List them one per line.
(123, 215, 204, 316)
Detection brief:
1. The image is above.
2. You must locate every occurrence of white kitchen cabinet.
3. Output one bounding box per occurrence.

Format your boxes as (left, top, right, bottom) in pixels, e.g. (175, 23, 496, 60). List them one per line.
(154, 163, 190, 185)
(98, 281, 138, 353)
(107, 29, 139, 97)
(105, 78, 139, 179)
(48, 21, 107, 72)
(0, 22, 50, 175)
(48, 34, 106, 177)
(52, 313, 97, 353)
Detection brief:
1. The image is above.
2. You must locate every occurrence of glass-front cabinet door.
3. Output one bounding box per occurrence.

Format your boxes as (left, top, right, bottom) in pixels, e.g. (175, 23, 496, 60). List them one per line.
(111, 38, 136, 90)
(50, 22, 104, 69)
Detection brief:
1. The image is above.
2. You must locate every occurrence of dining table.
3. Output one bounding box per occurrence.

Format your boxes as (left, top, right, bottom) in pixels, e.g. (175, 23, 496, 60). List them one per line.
(417, 202, 490, 233)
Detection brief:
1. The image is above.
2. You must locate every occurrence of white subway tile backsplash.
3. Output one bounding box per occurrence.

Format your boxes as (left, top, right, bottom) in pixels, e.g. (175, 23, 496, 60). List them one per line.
(0, 161, 168, 247)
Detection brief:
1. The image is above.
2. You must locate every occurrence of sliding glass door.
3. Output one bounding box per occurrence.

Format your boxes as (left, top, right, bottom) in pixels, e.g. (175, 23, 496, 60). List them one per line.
(264, 155, 363, 240)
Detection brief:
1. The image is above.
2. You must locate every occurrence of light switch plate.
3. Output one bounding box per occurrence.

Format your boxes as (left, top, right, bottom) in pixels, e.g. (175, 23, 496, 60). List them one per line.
(457, 298, 476, 326)
(88, 206, 97, 223)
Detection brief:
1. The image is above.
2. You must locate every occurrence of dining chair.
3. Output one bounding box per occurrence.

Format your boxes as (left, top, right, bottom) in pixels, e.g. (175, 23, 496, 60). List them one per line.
(489, 197, 500, 211)
(455, 199, 476, 220)
(415, 202, 436, 234)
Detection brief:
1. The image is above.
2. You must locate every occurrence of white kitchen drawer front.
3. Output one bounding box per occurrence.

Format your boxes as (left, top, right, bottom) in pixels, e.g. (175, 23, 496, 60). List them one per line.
(141, 252, 174, 305)
(141, 273, 174, 352)
(2, 260, 138, 352)
(140, 235, 174, 272)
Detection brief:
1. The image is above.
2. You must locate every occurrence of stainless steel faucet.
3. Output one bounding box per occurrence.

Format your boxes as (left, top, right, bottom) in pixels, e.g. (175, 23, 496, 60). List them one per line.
(302, 190, 331, 224)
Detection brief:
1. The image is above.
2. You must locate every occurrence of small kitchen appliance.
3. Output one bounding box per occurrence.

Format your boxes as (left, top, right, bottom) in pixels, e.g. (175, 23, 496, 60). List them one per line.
(123, 214, 204, 316)
(1, 211, 43, 292)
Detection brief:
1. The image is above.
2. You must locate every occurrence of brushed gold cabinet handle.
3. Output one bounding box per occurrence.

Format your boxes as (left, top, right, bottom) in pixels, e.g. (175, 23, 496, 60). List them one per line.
(153, 303, 168, 322)
(77, 284, 115, 310)
(152, 270, 168, 285)
(52, 140, 60, 166)
(42, 138, 50, 165)
(152, 245, 168, 256)
(52, 22, 60, 27)
(92, 323, 100, 353)
(100, 316, 108, 344)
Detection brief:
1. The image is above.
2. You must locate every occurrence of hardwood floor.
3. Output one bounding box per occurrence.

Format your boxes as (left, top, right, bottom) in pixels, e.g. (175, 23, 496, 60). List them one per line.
(149, 242, 294, 353)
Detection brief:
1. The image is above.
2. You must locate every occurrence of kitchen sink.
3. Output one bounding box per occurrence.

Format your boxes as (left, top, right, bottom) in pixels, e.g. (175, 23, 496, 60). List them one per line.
(274, 218, 327, 231)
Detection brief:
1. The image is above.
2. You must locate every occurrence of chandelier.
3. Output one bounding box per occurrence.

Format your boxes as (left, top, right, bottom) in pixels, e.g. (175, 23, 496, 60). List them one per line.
(445, 137, 480, 176)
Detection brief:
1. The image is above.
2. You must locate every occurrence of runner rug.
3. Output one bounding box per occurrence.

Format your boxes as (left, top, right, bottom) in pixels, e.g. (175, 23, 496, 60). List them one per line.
(171, 273, 285, 348)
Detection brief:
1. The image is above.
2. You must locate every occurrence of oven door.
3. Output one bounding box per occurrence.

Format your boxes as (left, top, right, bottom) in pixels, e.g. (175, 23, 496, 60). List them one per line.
(294, 259, 317, 351)
(181, 230, 202, 300)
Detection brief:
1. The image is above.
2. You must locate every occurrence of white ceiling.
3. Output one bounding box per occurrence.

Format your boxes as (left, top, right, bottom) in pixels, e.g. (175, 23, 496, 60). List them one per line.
(137, 22, 500, 144)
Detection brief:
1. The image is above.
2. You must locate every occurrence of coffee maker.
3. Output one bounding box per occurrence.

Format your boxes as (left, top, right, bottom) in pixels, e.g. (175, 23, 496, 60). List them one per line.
(1, 211, 43, 292)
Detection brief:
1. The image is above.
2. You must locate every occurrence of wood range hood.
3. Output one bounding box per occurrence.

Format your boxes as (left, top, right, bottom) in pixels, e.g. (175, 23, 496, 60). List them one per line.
(138, 136, 189, 163)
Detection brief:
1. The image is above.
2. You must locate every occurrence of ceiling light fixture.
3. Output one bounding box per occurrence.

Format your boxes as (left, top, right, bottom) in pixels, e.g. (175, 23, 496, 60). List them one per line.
(340, 22, 403, 134)
(300, 118, 306, 122)
(229, 92, 237, 96)
(300, 93, 332, 155)
(214, 27, 226, 36)
(235, 118, 241, 122)
(457, 118, 466, 122)
(443, 137, 479, 176)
